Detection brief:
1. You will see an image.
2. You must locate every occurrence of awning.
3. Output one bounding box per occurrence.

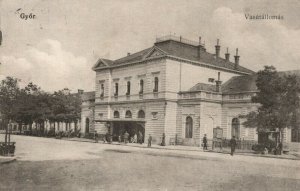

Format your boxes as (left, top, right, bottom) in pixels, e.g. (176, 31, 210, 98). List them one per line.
(94, 118, 146, 123)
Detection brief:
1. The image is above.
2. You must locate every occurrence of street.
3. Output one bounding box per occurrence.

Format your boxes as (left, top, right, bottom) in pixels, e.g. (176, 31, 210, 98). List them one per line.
(0, 135, 300, 191)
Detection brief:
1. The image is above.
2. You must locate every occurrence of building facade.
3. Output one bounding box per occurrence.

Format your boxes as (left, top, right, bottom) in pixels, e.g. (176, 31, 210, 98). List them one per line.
(82, 35, 299, 148)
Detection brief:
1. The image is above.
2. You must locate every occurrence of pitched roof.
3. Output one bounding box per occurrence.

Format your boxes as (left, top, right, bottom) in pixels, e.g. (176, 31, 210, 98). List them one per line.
(189, 83, 217, 92)
(221, 75, 258, 94)
(93, 37, 254, 74)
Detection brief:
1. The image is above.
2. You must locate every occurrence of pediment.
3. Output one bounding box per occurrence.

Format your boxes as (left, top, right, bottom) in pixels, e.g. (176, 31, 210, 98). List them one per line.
(144, 47, 167, 59)
(92, 59, 111, 70)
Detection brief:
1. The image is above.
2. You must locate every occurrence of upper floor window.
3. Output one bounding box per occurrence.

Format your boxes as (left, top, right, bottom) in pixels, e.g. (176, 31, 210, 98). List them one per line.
(139, 79, 144, 94)
(114, 83, 119, 96)
(153, 77, 159, 92)
(100, 84, 104, 98)
(126, 81, 131, 95)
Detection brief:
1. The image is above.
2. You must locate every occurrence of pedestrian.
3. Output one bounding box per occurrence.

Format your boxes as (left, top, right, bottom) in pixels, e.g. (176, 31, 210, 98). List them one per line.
(94, 131, 98, 143)
(161, 133, 166, 146)
(148, 134, 152, 147)
(230, 136, 237, 156)
(118, 135, 121, 143)
(202, 134, 208, 150)
(124, 131, 129, 144)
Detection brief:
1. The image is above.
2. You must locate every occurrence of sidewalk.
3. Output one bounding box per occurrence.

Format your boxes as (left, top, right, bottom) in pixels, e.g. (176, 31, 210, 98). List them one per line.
(63, 137, 300, 161)
(0, 156, 16, 164)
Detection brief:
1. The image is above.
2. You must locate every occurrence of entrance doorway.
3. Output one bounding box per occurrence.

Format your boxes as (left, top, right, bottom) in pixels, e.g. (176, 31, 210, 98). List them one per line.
(111, 121, 145, 143)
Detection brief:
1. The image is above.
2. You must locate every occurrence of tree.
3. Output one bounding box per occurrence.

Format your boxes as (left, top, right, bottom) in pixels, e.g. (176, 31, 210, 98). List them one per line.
(0, 77, 21, 143)
(242, 66, 300, 146)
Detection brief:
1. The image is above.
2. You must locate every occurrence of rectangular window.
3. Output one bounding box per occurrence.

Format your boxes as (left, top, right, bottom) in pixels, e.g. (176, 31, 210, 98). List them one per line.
(139, 79, 144, 94)
(100, 84, 104, 98)
(153, 77, 159, 92)
(114, 83, 118, 96)
(126, 81, 131, 95)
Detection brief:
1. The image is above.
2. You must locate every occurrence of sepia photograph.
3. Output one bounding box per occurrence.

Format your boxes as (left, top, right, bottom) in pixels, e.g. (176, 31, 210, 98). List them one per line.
(0, 0, 300, 190)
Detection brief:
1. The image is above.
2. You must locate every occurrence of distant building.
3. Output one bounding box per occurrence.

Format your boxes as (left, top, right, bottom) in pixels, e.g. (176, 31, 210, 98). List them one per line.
(81, 35, 299, 149)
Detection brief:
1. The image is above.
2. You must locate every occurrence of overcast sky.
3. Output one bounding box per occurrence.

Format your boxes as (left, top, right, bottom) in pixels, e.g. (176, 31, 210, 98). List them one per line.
(0, 0, 300, 92)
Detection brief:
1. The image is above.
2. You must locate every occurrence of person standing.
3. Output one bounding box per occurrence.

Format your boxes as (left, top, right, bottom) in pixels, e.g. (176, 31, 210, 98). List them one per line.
(161, 133, 166, 146)
(148, 134, 152, 147)
(124, 131, 129, 144)
(202, 134, 208, 151)
(133, 133, 137, 143)
(94, 131, 98, 143)
(230, 136, 237, 156)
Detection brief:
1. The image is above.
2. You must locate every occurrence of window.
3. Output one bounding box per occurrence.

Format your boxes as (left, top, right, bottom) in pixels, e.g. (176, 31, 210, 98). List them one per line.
(100, 84, 104, 98)
(138, 110, 145, 118)
(114, 111, 120, 118)
(139, 79, 144, 94)
(153, 77, 159, 92)
(125, 110, 132, 118)
(231, 118, 240, 139)
(126, 81, 131, 95)
(85, 118, 90, 134)
(114, 83, 118, 96)
(185, 116, 193, 138)
(98, 113, 103, 119)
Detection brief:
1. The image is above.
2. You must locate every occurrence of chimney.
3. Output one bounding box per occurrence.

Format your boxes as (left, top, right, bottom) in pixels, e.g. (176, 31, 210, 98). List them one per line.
(234, 48, 240, 69)
(198, 36, 202, 58)
(215, 39, 220, 58)
(215, 72, 222, 92)
(127, 52, 131, 56)
(225, 47, 230, 62)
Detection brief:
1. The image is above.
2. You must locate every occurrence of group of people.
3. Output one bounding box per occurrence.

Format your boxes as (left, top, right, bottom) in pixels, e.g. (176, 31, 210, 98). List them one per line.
(202, 134, 237, 156)
(120, 131, 144, 144)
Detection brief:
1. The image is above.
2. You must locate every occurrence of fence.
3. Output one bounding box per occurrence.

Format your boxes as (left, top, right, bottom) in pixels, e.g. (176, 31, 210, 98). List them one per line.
(212, 139, 257, 150)
(0, 142, 16, 156)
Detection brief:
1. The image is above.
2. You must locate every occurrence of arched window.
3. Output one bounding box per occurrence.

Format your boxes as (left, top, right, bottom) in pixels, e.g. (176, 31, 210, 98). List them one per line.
(139, 79, 144, 94)
(138, 110, 145, 118)
(126, 81, 131, 95)
(114, 111, 120, 118)
(185, 116, 193, 138)
(125, 110, 132, 118)
(153, 77, 159, 92)
(85, 118, 90, 134)
(231, 118, 240, 139)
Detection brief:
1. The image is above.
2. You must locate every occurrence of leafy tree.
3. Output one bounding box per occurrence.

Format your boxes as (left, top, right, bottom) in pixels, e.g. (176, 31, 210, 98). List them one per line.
(0, 77, 21, 142)
(242, 66, 300, 145)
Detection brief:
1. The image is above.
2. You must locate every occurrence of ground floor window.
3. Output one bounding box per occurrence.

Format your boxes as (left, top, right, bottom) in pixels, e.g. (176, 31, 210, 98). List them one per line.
(231, 118, 240, 139)
(185, 116, 193, 138)
(291, 128, 300, 142)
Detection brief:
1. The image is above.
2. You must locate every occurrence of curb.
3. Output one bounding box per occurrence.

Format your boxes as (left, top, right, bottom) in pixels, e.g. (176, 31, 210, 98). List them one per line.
(62, 138, 300, 161)
(0, 157, 16, 164)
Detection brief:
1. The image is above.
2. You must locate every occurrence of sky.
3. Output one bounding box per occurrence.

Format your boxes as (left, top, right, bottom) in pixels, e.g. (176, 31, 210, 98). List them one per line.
(0, 0, 300, 92)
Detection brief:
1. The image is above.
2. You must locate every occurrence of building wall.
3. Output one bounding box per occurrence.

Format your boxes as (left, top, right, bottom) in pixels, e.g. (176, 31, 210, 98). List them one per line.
(222, 102, 258, 141)
(81, 103, 94, 135)
(165, 59, 240, 92)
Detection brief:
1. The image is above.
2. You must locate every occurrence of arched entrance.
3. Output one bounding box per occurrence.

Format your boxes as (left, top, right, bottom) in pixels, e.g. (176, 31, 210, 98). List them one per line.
(85, 118, 90, 134)
(185, 116, 193, 138)
(231, 118, 240, 139)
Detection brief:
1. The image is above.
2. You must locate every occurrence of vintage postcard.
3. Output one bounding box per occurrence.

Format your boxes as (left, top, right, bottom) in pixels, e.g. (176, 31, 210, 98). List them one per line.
(0, 0, 299, 190)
